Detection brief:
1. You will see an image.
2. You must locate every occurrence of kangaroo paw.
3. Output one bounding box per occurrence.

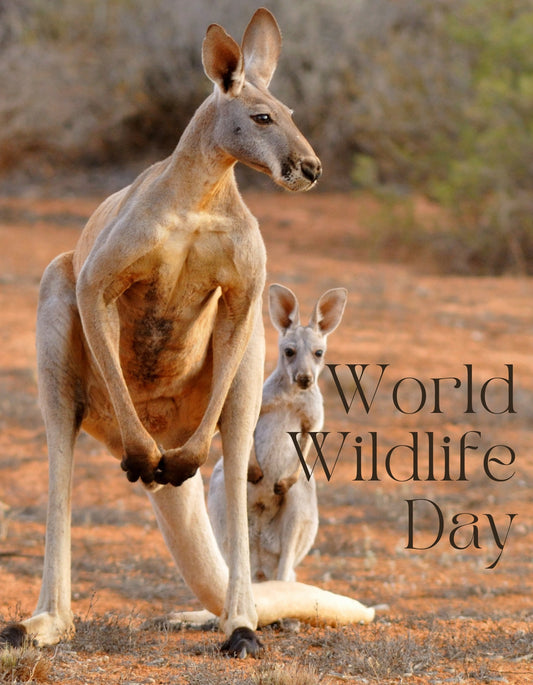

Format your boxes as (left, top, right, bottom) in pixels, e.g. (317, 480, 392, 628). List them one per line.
(121, 444, 162, 485)
(220, 627, 262, 658)
(154, 447, 202, 486)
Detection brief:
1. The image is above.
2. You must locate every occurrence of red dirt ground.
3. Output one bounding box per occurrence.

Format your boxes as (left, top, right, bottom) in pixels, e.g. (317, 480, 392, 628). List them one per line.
(0, 191, 531, 684)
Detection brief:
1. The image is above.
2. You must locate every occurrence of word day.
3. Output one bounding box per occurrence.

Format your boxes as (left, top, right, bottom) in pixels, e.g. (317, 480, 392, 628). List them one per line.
(405, 499, 516, 570)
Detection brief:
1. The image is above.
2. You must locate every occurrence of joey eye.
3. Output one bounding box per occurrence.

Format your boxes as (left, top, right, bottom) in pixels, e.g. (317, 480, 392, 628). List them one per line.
(251, 113, 273, 125)
(314, 349, 324, 358)
(284, 348, 296, 358)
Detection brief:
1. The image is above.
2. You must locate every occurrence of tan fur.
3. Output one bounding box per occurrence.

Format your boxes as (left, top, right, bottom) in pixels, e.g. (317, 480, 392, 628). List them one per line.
(2, 9, 372, 654)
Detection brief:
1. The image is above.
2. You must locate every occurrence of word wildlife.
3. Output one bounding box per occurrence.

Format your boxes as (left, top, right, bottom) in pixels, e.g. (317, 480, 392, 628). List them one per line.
(289, 364, 518, 569)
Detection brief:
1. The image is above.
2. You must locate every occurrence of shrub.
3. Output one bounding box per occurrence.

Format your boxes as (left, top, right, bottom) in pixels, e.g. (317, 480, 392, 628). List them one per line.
(351, 0, 533, 274)
(0, 644, 51, 684)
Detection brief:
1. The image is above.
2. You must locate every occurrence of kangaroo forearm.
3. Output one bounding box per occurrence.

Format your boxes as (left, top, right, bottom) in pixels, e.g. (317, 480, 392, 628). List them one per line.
(194, 304, 259, 443)
(77, 292, 151, 449)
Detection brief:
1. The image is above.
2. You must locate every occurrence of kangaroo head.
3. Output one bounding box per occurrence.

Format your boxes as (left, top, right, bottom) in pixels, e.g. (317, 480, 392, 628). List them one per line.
(202, 9, 322, 192)
(269, 284, 347, 389)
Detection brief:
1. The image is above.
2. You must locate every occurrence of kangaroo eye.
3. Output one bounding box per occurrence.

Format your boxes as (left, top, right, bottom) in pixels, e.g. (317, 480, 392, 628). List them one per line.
(314, 349, 324, 358)
(284, 348, 296, 358)
(251, 113, 273, 125)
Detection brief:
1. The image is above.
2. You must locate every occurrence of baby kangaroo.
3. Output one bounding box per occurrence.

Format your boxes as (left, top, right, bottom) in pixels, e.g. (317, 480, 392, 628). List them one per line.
(209, 283, 347, 582)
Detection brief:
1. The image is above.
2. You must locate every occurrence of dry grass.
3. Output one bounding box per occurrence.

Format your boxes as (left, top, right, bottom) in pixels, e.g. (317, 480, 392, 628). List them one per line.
(3, 615, 527, 684)
(2, 604, 531, 683)
(252, 662, 320, 685)
(0, 644, 51, 684)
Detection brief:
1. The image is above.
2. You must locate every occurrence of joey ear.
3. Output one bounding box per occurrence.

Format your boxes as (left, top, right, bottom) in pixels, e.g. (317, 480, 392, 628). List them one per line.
(269, 284, 300, 332)
(310, 288, 348, 335)
(202, 23, 244, 97)
(242, 8, 282, 87)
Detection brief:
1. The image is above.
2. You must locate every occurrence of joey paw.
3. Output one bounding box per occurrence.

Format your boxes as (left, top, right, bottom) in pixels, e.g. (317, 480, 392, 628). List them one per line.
(273, 480, 287, 496)
(247, 463, 264, 484)
(274, 473, 299, 496)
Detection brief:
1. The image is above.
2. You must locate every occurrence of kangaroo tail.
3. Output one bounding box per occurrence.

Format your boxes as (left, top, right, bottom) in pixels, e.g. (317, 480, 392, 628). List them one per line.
(253, 580, 374, 626)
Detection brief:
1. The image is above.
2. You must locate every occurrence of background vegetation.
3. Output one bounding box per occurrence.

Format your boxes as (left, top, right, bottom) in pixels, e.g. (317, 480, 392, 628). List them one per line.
(1, 0, 532, 273)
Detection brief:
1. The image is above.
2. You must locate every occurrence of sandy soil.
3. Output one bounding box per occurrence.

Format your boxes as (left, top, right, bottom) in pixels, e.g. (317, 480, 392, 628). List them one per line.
(0, 191, 531, 684)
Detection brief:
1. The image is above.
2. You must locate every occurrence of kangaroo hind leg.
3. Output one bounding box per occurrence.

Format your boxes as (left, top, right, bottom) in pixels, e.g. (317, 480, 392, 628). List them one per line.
(1, 253, 86, 647)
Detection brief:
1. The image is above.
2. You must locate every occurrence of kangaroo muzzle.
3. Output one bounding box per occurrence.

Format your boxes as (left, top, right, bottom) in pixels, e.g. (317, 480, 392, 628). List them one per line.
(279, 153, 322, 192)
(300, 157, 322, 184)
(295, 372, 314, 389)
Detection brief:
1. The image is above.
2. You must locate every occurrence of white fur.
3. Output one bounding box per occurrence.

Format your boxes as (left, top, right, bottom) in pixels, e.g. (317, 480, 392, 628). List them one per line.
(209, 284, 347, 583)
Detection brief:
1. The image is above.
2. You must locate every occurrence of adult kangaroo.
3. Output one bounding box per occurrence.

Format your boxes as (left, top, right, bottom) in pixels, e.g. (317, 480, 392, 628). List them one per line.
(0, 9, 372, 658)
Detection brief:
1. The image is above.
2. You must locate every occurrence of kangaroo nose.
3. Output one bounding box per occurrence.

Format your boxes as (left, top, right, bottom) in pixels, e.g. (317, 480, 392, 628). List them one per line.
(295, 373, 313, 389)
(300, 157, 322, 183)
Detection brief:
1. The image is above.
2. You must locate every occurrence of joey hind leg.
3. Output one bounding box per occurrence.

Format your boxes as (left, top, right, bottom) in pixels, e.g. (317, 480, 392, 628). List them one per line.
(1, 254, 84, 647)
(276, 481, 319, 582)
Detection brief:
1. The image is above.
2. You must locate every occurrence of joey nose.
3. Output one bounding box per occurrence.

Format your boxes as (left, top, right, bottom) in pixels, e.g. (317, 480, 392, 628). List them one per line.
(301, 157, 322, 183)
(296, 373, 313, 389)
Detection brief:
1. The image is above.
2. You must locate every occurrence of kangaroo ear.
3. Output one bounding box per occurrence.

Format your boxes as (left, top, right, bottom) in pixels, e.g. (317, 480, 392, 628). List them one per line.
(242, 8, 282, 87)
(310, 288, 348, 335)
(269, 284, 300, 332)
(203, 23, 244, 97)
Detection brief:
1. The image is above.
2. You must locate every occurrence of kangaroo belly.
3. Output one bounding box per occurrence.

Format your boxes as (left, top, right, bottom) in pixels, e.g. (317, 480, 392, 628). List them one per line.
(81, 291, 217, 457)
(82, 363, 213, 457)
(118, 279, 220, 394)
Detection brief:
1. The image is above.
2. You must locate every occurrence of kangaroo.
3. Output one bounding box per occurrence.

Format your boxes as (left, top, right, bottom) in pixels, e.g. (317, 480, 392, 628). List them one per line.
(0, 9, 373, 658)
(209, 284, 347, 583)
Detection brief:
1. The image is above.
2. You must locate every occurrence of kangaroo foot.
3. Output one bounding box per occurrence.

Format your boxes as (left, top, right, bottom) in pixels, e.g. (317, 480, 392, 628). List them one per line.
(0, 612, 75, 648)
(220, 627, 263, 658)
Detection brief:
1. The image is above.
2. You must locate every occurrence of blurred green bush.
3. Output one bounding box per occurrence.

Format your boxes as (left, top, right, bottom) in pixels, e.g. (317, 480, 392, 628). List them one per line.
(351, 0, 533, 274)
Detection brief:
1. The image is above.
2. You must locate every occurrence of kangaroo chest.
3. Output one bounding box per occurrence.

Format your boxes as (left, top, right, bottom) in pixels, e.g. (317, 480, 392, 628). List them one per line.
(116, 226, 240, 391)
